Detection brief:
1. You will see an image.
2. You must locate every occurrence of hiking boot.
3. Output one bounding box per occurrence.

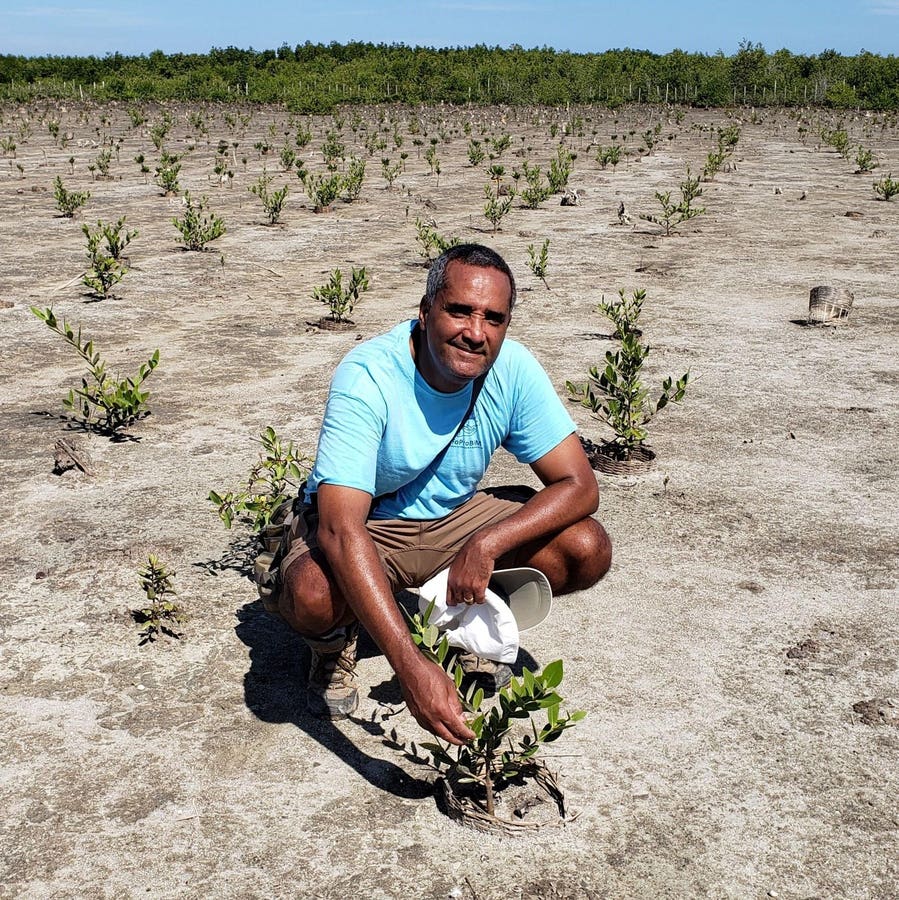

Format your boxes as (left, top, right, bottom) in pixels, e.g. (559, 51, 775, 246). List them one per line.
(304, 624, 359, 719)
(456, 650, 512, 691)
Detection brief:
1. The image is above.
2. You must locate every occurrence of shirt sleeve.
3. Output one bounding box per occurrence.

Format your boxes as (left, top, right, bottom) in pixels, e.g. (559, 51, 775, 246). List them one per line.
(501, 345, 576, 464)
(311, 388, 385, 495)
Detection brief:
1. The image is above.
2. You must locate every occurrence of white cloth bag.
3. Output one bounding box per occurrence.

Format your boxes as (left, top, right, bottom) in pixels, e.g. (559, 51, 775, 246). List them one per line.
(417, 568, 519, 664)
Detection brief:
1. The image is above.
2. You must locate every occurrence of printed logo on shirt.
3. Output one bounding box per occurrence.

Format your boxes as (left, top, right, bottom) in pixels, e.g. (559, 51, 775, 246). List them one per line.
(451, 416, 482, 449)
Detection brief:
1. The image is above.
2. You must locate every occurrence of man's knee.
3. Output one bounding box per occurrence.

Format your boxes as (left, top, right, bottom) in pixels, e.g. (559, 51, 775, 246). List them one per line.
(562, 517, 612, 590)
(278, 551, 343, 634)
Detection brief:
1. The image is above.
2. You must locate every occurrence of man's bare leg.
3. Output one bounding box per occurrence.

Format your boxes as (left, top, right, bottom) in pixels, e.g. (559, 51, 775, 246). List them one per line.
(278, 550, 361, 718)
(278, 548, 355, 636)
(509, 516, 612, 595)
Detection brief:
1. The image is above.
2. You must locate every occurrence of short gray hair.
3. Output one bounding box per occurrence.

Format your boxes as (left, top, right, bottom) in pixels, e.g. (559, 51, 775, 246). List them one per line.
(422, 243, 516, 313)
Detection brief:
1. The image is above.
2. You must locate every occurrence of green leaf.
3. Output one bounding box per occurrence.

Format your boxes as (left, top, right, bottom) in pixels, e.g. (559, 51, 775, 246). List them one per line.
(541, 659, 564, 689)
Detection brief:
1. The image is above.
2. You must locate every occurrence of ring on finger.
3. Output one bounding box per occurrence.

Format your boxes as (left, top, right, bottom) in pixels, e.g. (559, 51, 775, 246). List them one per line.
(463, 595, 475, 603)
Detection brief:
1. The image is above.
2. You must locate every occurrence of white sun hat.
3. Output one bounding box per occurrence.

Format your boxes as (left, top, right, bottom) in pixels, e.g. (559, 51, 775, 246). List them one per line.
(488, 567, 553, 632)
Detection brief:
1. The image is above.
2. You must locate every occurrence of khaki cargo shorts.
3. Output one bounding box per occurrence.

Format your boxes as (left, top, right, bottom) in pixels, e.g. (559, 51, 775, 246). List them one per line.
(281, 485, 536, 592)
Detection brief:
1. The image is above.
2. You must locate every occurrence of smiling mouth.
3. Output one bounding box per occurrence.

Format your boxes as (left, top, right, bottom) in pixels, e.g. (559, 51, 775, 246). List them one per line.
(451, 344, 484, 357)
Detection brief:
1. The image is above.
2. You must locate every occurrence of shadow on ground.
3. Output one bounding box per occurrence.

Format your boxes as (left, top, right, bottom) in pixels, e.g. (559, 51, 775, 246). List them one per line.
(234, 599, 433, 799)
(234, 593, 541, 800)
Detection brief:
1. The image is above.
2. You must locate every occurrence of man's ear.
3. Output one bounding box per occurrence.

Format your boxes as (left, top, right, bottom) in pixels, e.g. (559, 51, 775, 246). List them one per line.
(418, 294, 428, 329)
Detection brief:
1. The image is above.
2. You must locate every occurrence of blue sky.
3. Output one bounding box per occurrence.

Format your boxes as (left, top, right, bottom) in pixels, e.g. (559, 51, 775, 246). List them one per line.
(2, 0, 898, 57)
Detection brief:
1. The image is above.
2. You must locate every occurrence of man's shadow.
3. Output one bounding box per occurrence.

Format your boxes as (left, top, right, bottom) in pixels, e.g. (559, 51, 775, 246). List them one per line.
(234, 592, 539, 800)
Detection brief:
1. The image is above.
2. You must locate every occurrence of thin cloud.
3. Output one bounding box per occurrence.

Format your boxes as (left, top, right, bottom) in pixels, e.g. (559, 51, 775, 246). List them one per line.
(868, 0, 899, 13)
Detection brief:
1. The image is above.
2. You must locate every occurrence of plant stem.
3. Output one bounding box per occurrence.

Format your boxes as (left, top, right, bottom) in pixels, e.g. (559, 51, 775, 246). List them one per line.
(484, 749, 495, 816)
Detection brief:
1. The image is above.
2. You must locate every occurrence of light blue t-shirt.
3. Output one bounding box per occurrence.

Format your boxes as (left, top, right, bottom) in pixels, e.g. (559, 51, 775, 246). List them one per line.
(306, 320, 575, 520)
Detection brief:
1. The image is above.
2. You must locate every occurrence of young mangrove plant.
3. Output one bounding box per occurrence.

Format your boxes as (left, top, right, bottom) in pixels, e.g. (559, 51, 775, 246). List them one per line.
(641, 168, 704, 236)
(295, 122, 312, 148)
(313, 266, 370, 323)
(321, 130, 346, 170)
(173, 193, 225, 250)
(209, 426, 313, 530)
(81, 219, 135, 299)
(94, 148, 113, 178)
(341, 156, 366, 201)
(547, 144, 574, 193)
(595, 144, 622, 170)
(520, 161, 552, 209)
(402, 603, 584, 820)
(566, 329, 690, 460)
(133, 555, 183, 645)
(97, 216, 137, 260)
(381, 157, 402, 189)
(489, 134, 512, 157)
(155, 149, 181, 195)
(527, 239, 550, 290)
(821, 127, 850, 158)
(483, 178, 514, 235)
(415, 218, 459, 263)
(703, 124, 741, 181)
(596, 288, 645, 339)
(854, 146, 877, 174)
(53, 176, 90, 217)
(134, 153, 150, 182)
(873, 173, 899, 201)
(424, 145, 440, 179)
(149, 113, 172, 151)
(306, 172, 343, 212)
(249, 168, 289, 225)
(30, 306, 160, 435)
(467, 139, 485, 167)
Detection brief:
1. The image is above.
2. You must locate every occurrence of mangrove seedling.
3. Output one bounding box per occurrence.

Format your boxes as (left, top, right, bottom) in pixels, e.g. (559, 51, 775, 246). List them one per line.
(640, 168, 704, 236)
(873, 173, 898, 200)
(30, 306, 160, 435)
(154, 149, 181, 195)
(306, 172, 343, 212)
(249, 168, 289, 225)
(81, 221, 129, 299)
(404, 602, 585, 819)
(173, 193, 225, 250)
(341, 156, 366, 201)
(133, 555, 184, 645)
(208, 427, 313, 530)
(527, 239, 550, 290)
(415, 218, 459, 263)
(313, 266, 370, 323)
(596, 288, 645, 339)
(53, 176, 90, 217)
(566, 329, 690, 460)
(484, 182, 514, 235)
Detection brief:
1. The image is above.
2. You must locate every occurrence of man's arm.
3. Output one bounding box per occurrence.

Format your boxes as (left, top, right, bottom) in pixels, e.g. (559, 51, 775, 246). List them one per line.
(445, 432, 598, 605)
(315, 482, 475, 745)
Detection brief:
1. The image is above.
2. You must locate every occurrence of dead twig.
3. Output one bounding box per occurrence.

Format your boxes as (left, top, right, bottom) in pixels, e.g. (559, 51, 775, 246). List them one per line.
(53, 438, 94, 476)
(49, 272, 87, 294)
(233, 259, 284, 278)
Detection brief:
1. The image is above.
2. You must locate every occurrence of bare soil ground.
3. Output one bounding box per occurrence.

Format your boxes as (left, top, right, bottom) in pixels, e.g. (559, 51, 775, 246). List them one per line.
(1, 100, 897, 899)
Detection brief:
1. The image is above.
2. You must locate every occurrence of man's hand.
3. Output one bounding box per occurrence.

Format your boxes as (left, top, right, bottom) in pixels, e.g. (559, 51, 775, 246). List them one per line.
(398, 654, 475, 745)
(316, 483, 476, 745)
(446, 531, 495, 606)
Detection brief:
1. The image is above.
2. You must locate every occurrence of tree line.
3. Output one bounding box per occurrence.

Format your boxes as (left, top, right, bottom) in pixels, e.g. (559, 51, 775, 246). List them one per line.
(1, 41, 897, 110)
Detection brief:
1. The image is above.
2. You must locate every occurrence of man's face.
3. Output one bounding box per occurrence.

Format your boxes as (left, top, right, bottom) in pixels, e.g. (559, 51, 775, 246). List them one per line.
(416, 260, 512, 393)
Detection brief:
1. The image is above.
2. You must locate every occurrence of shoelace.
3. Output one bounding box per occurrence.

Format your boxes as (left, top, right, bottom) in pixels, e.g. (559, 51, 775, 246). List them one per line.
(311, 644, 356, 685)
